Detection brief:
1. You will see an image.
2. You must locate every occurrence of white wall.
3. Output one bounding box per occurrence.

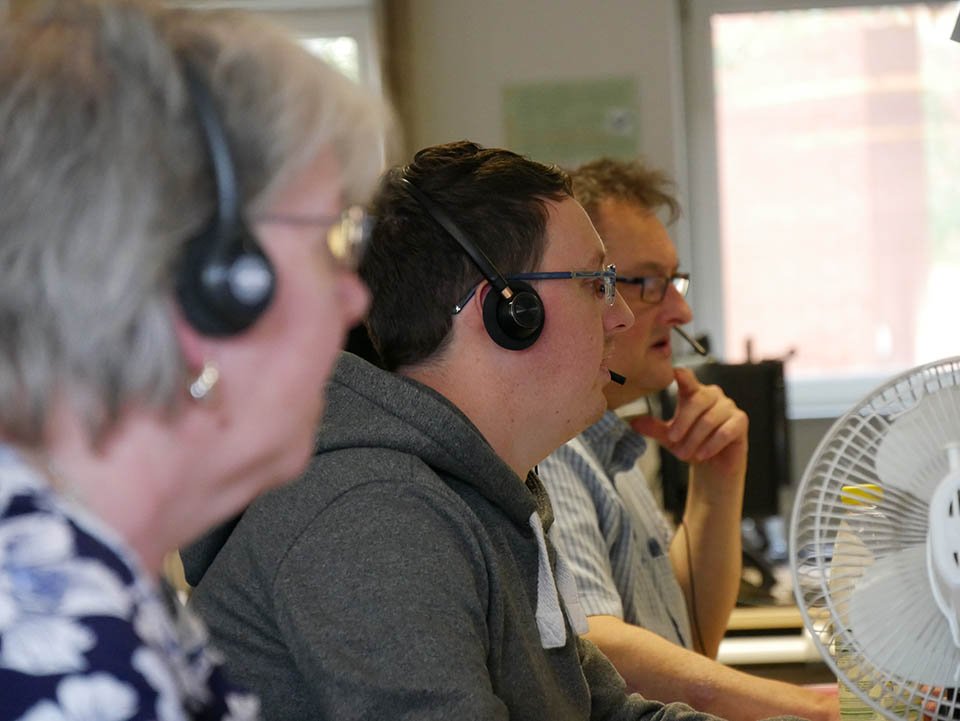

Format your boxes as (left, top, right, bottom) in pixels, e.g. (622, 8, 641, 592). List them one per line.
(387, 0, 694, 282)
(389, 0, 689, 204)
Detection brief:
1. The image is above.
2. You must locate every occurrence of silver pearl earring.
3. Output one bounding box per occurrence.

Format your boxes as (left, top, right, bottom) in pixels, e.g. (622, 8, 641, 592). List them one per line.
(189, 361, 220, 401)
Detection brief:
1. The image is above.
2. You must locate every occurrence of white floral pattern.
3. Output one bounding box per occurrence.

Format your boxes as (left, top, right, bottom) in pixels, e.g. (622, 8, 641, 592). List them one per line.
(19, 673, 138, 721)
(0, 446, 260, 721)
(0, 512, 130, 675)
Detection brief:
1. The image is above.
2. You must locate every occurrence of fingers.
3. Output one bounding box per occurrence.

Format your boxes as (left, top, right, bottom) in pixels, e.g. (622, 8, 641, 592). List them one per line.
(660, 370, 748, 464)
(672, 367, 700, 397)
(629, 414, 670, 445)
(675, 402, 747, 463)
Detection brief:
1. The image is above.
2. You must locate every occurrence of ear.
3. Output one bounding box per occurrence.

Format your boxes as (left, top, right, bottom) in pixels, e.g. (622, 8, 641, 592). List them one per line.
(173, 306, 231, 411)
(453, 280, 492, 341)
(473, 281, 494, 318)
(172, 306, 215, 371)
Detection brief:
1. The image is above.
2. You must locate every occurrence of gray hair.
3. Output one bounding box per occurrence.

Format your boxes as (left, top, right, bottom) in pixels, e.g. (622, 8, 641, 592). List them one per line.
(0, 0, 390, 444)
(569, 157, 681, 226)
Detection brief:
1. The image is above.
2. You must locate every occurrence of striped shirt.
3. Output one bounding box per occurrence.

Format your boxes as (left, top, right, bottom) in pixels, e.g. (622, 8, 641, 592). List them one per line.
(538, 410, 693, 648)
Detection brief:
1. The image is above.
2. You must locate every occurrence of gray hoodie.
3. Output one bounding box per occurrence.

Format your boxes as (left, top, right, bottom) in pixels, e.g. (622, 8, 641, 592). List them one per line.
(183, 353, 789, 721)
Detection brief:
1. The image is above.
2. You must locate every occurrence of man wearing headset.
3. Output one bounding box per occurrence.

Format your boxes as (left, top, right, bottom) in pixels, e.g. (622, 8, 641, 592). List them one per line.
(183, 141, 808, 721)
(538, 158, 839, 721)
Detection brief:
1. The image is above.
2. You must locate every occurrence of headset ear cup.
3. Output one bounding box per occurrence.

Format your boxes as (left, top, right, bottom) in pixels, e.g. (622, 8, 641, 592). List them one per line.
(175, 223, 276, 336)
(482, 279, 544, 350)
(175, 59, 275, 337)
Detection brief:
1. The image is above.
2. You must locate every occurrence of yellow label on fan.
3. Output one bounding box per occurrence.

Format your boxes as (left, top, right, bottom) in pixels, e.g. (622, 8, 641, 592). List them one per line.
(840, 484, 883, 506)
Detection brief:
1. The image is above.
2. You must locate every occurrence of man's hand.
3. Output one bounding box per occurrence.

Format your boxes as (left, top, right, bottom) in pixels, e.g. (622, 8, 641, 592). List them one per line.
(629, 367, 748, 482)
(629, 367, 749, 655)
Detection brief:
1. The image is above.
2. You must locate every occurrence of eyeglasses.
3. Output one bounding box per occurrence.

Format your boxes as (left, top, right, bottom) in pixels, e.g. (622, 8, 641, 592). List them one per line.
(453, 264, 617, 313)
(254, 205, 373, 270)
(615, 272, 690, 304)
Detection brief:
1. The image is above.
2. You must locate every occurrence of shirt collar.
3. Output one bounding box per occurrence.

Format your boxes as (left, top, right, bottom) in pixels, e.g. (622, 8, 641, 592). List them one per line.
(579, 409, 648, 476)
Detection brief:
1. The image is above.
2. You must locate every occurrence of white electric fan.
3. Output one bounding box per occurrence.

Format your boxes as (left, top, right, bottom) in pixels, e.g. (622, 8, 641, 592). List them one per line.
(791, 356, 960, 721)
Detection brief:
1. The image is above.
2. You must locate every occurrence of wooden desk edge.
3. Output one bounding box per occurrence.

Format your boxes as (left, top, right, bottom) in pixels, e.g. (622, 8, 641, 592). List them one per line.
(727, 605, 805, 631)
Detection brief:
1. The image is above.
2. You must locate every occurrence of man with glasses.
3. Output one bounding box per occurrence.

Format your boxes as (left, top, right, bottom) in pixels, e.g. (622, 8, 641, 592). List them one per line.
(184, 141, 789, 720)
(539, 158, 839, 721)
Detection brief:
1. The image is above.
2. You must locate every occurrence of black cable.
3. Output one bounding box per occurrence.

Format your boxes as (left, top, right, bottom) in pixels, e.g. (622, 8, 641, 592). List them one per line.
(680, 518, 706, 653)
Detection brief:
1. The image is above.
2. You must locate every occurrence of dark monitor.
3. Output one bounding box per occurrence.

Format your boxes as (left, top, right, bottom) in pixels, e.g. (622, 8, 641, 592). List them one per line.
(660, 360, 792, 523)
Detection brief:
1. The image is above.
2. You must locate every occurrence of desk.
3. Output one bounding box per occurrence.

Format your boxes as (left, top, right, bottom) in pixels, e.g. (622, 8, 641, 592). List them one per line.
(718, 605, 835, 685)
(726, 605, 805, 632)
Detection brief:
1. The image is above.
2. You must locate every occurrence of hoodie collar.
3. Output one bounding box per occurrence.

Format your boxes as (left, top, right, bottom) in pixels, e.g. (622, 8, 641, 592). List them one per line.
(321, 353, 540, 529)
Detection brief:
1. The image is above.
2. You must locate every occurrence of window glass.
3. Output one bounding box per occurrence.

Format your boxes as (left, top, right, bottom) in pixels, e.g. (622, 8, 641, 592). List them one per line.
(300, 36, 361, 82)
(708, 3, 960, 395)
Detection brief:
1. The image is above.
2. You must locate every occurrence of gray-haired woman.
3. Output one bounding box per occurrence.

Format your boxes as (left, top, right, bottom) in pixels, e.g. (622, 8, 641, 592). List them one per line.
(0, 0, 388, 717)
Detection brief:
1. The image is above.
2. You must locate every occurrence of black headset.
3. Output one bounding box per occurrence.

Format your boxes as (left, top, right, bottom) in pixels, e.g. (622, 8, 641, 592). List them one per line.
(399, 177, 544, 350)
(174, 59, 276, 337)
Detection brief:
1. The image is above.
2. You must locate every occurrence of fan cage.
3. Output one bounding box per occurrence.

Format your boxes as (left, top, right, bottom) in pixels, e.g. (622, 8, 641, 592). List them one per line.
(790, 356, 960, 721)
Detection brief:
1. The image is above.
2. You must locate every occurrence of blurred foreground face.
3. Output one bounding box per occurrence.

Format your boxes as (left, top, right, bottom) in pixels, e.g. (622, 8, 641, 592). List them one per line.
(235, 146, 370, 485)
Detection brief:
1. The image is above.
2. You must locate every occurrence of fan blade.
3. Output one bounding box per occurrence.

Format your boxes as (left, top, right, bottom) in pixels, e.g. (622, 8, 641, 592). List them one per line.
(847, 545, 960, 687)
(875, 386, 960, 501)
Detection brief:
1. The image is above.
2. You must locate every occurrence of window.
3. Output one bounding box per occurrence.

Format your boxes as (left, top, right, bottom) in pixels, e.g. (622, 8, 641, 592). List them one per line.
(173, 1, 382, 92)
(683, 0, 960, 418)
(300, 36, 363, 82)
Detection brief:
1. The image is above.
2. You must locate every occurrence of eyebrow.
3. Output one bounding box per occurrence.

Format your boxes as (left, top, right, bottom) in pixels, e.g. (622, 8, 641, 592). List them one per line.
(582, 249, 607, 270)
(620, 261, 680, 275)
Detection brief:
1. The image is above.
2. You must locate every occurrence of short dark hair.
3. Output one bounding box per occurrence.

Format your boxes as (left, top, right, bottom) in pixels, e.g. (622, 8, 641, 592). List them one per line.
(569, 157, 681, 226)
(361, 141, 571, 371)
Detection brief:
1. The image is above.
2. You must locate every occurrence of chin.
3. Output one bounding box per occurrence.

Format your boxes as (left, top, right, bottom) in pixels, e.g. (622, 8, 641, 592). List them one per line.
(645, 363, 678, 393)
(586, 394, 609, 426)
(266, 431, 317, 489)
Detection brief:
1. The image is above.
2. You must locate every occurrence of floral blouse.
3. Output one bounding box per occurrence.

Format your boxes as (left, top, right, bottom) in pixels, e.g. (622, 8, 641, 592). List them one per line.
(0, 445, 260, 721)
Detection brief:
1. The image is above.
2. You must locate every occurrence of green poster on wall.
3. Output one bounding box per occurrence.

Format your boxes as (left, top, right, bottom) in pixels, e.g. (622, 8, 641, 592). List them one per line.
(503, 77, 639, 167)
